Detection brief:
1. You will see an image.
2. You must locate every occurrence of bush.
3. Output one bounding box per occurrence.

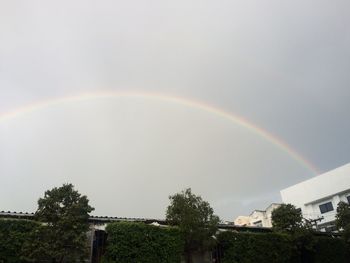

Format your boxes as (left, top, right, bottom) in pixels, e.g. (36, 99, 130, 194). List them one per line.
(0, 219, 39, 263)
(217, 231, 293, 263)
(217, 231, 349, 263)
(313, 236, 348, 263)
(103, 222, 184, 263)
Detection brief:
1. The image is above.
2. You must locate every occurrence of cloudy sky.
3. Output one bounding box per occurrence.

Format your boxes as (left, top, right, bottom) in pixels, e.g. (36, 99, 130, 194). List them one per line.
(1, 0, 349, 220)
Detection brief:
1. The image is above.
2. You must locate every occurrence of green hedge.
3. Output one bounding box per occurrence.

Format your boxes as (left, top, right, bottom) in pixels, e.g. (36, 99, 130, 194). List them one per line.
(217, 231, 293, 263)
(0, 219, 39, 263)
(313, 236, 348, 263)
(217, 231, 349, 263)
(103, 222, 184, 263)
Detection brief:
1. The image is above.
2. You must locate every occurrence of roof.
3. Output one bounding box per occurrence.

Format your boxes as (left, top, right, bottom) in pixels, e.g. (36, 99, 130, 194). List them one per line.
(0, 211, 341, 235)
(0, 210, 272, 232)
(0, 211, 167, 225)
(248, 203, 282, 216)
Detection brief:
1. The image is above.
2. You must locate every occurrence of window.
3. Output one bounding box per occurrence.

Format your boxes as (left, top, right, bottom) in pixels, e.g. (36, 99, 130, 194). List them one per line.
(347, 196, 350, 204)
(319, 202, 334, 214)
(253, 220, 262, 227)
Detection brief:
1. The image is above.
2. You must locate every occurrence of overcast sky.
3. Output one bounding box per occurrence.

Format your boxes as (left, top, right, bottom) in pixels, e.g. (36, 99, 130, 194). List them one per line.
(1, 0, 349, 220)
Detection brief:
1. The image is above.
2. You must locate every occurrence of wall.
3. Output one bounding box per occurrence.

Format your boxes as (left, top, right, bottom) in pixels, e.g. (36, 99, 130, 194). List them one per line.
(280, 163, 350, 229)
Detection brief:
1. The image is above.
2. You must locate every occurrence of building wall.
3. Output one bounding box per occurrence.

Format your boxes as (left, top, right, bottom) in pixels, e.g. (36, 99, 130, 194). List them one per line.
(234, 216, 251, 226)
(280, 163, 350, 231)
(234, 203, 281, 228)
(264, 203, 281, 227)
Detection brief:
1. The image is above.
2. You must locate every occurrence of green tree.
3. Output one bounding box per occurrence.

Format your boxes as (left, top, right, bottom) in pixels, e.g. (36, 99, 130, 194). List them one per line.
(272, 204, 316, 262)
(335, 201, 350, 245)
(166, 188, 220, 263)
(23, 183, 94, 263)
(272, 204, 303, 232)
(335, 201, 350, 230)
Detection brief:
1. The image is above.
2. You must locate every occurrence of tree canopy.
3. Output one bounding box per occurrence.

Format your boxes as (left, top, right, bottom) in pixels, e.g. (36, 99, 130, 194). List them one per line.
(271, 203, 303, 232)
(166, 188, 220, 263)
(271, 203, 317, 262)
(23, 183, 94, 263)
(335, 201, 350, 230)
(335, 201, 350, 245)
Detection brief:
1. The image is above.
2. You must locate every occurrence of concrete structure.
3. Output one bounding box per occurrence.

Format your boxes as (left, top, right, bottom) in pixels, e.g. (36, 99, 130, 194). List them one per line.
(234, 216, 251, 226)
(234, 203, 281, 227)
(280, 163, 350, 232)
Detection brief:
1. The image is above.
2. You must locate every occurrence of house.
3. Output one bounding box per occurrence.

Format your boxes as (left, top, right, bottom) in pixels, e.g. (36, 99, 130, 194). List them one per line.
(280, 162, 350, 232)
(234, 203, 281, 227)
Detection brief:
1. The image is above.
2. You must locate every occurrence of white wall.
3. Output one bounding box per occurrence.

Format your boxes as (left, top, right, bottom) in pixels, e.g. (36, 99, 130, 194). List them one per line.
(235, 203, 281, 228)
(280, 163, 350, 228)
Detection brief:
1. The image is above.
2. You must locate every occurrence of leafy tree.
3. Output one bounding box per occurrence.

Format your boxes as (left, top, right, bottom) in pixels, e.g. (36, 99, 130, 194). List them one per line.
(272, 204, 316, 262)
(166, 188, 220, 263)
(335, 201, 350, 246)
(272, 203, 303, 232)
(335, 201, 350, 230)
(23, 183, 94, 263)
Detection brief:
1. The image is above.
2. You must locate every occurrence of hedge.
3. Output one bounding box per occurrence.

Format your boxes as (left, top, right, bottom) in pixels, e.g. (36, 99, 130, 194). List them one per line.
(217, 231, 293, 263)
(0, 219, 39, 263)
(313, 236, 348, 263)
(217, 231, 349, 263)
(103, 222, 184, 263)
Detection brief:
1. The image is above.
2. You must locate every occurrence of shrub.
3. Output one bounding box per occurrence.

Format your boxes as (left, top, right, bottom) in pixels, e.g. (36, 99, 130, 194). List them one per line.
(218, 231, 293, 263)
(217, 231, 293, 263)
(313, 236, 348, 263)
(217, 231, 349, 263)
(103, 222, 184, 263)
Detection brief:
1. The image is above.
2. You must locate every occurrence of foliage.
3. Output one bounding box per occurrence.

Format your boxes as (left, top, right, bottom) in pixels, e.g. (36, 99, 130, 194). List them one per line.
(289, 228, 316, 263)
(313, 236, 348, 263)
(217, 231, 348, 263)
(271, 203, 303, 232)
(0, 219, 38, 263)
(217, 231, 293, 263)
(102, 222, 184, 263)
(23, 183, 94, 263)
(271, 203, 318, 262)
(335, 201, 350, 253)
(342, 224, 350, 244)
(335, 201, 350, 230)
(166, 188, 220, 263)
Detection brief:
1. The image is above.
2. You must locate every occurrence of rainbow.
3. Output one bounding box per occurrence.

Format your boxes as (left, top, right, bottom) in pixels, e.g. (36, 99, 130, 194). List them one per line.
(0, 91, 319, 174)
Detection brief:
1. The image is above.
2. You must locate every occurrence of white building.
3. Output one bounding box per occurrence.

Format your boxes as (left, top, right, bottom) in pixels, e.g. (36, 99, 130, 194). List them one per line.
(280, 163, 350, 232)
(234, 203, 281, 227)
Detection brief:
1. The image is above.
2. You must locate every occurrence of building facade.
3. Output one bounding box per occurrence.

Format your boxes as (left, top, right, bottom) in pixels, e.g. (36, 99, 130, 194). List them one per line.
(280, 163, 350, 232)
(234, 203, 281, 227)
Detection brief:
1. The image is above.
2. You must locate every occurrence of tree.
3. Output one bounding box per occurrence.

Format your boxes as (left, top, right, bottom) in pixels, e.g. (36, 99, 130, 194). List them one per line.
(272, 204, 303, 232)
(335, 201, 350, 230)
(335, 201, 350, 245)
(272, 204, 316, 262)
(166, 188, 220, 263)
(23, 183, 94, 263)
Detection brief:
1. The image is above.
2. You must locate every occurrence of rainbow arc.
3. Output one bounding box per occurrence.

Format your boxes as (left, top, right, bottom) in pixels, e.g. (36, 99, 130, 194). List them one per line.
(0, 91, 319, 174)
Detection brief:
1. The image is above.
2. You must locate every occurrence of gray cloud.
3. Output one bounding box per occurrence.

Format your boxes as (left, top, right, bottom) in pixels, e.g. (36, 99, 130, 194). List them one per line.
(1, 0, 349, 219)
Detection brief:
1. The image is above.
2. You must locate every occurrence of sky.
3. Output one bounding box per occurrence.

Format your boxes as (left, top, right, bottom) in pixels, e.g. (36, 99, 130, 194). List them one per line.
(0, 0, 349, 220)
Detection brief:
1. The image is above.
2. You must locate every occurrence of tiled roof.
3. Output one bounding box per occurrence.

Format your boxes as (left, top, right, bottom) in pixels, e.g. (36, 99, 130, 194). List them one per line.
(0, 211, 166, 224)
